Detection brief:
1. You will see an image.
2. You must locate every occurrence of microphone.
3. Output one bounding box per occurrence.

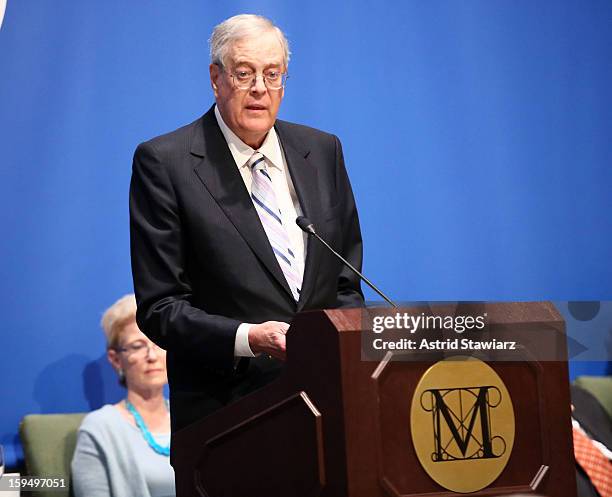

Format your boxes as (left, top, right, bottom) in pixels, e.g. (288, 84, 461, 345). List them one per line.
(296, 216, 397, 308)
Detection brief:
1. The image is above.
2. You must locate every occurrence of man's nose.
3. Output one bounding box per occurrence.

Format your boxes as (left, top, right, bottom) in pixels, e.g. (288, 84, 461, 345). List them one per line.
(250, 74, 267, 93)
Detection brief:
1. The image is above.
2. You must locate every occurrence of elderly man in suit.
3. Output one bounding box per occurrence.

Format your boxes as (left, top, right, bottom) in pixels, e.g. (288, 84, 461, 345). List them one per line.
(129, 14, 364, 438)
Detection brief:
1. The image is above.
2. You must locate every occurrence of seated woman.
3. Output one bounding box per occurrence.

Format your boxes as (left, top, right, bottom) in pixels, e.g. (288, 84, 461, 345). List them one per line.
(71, 294, 175, 497)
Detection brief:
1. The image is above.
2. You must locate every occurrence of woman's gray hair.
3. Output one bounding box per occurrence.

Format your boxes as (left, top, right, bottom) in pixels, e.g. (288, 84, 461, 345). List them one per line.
(209, 14, 290, 69)
(100, 294, 137, 350)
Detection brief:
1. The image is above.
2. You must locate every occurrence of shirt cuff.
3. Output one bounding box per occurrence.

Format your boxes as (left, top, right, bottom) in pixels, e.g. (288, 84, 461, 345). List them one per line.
(234, 323, 256, 357)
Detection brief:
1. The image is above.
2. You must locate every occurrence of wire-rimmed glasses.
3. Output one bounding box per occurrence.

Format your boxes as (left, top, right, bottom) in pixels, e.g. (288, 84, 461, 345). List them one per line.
(227, 69, 288, 90)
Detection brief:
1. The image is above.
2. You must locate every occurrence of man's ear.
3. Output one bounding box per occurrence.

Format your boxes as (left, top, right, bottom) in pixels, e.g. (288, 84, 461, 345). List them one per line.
(210, 63, 221, 97)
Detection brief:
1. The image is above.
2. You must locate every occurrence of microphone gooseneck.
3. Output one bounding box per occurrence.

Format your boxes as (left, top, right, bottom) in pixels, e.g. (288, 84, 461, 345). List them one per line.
(295, 216, 397, 308)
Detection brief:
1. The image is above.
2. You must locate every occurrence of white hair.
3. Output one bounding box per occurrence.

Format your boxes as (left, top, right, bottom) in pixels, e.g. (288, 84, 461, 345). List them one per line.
(100, 294, 137, 349)
(209, 14, 290, 69)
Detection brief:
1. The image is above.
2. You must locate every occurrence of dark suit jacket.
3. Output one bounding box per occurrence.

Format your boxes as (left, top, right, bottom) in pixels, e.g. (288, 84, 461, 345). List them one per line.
(130, 106, 364, 433)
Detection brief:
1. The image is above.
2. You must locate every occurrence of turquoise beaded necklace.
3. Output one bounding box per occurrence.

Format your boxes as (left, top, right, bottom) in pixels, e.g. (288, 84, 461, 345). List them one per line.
(125, 399, 170, 457)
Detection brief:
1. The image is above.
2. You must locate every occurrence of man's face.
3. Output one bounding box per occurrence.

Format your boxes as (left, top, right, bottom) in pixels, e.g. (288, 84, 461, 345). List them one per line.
(210, 30, 285, 149)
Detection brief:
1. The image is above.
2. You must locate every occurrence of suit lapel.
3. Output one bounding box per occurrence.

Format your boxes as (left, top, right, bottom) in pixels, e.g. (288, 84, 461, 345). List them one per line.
(190, 108, 295, 302)
(275, 121, 323, 311)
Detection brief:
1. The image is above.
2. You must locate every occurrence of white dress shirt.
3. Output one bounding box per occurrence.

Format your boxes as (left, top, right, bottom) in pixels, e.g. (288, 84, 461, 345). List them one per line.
(214, 105, 306, 357)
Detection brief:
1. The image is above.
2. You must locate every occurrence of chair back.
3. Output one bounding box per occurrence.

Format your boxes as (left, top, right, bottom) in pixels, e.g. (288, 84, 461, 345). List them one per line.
(19, 413, 86, 497)
(574, 375, 612, 420)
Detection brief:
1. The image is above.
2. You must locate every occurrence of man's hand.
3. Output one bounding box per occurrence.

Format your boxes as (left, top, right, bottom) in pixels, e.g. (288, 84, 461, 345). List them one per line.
(248, 321, 290, 360)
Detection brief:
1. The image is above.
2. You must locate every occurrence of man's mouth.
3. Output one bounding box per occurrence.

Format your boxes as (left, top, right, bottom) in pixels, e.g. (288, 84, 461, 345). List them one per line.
(246, 105, 266, 111)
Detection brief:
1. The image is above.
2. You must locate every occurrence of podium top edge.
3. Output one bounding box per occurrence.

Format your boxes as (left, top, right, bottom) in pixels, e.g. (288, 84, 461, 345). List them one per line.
(296, 302, 564, 332)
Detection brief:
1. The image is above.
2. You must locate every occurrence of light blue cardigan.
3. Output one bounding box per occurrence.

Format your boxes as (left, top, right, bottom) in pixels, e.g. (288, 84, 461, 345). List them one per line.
(71, 404, 175, 497)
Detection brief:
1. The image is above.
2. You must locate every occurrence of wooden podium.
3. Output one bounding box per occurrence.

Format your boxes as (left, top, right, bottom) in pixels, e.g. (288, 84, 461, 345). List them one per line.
(172, 302, 577, 497)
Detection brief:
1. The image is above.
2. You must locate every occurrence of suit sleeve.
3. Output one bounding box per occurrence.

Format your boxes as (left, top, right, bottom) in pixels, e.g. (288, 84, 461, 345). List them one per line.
(129, 142, 239, 368)
(333, 136, 366, 308)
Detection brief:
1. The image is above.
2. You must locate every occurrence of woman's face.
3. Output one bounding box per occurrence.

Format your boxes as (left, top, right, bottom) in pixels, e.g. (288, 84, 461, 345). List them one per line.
(109, 321, 168, 392)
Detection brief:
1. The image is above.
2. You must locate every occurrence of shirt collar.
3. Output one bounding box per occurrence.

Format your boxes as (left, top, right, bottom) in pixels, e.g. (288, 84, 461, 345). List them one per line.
(214, 105, 283, 170)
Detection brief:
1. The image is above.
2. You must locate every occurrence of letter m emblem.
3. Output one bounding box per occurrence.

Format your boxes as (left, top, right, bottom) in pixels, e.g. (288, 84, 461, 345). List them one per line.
(421, 386, 505, 461)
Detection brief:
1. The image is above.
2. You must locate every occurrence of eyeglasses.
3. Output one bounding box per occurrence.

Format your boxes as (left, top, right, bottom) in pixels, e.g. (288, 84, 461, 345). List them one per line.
(226, 69, 288, 90)
(117, 341, 165, 358)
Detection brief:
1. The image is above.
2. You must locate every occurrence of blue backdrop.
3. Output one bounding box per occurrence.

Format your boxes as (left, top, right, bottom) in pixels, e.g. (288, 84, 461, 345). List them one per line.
(1, 0, 611, 468)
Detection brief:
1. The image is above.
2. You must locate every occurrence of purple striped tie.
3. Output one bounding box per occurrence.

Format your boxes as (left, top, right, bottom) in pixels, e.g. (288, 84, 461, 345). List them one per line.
(249, 151, 301, 301)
